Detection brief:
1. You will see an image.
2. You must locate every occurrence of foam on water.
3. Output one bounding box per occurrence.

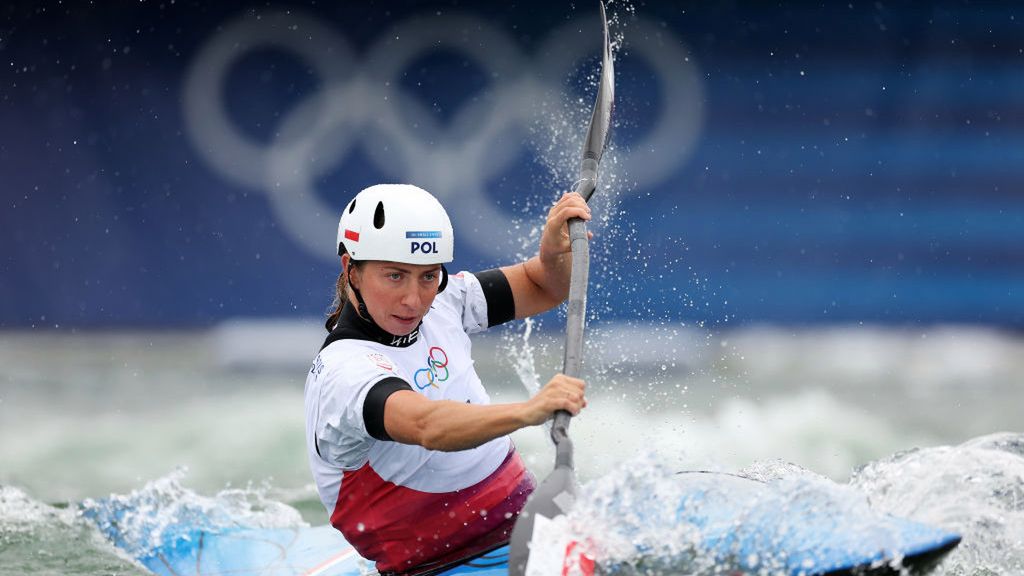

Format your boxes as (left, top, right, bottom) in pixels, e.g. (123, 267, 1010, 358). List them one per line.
(530, 452, 953, 575)
(0, 485, 146, 576)
(50, 435, 1024, 576)
(3, 325, 1024, 574)
(851, 432, 1024, 575)
(79, 468, 306, 561)
(0, 485, 63, 534)
(527, 436, 1024, 575)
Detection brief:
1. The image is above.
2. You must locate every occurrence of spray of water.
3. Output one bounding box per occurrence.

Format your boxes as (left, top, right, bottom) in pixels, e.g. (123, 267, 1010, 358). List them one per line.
(79, 468, 305, 561)
(851, 432, 1024, 575)
(502, 0, 634, 412)
(1, 485, 147, 575)
(533, 451, 960, 575)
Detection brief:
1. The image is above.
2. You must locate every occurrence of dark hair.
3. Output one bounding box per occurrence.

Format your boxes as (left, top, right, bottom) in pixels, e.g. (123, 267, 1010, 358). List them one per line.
(325, 259, 363, 331)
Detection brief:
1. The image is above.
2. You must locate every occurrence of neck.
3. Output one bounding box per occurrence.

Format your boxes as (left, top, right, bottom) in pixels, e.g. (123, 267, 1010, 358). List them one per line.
(335, 301, 421, 348)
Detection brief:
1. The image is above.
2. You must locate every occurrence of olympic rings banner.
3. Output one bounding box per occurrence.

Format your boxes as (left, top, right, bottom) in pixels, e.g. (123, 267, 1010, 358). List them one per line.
(2, 2, 1023, 327)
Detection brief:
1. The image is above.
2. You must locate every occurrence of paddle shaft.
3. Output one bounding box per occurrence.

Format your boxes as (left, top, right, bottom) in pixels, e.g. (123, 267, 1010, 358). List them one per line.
(551, 170, 597, 468)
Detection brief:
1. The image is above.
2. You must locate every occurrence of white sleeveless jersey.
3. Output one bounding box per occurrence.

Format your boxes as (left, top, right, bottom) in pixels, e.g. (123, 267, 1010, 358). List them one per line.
(304, 270, 514, 512)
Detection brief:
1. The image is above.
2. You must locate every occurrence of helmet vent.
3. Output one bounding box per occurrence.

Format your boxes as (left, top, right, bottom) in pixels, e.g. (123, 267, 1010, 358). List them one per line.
(373, 201, 386, 229)
(347, 199, 356, 214)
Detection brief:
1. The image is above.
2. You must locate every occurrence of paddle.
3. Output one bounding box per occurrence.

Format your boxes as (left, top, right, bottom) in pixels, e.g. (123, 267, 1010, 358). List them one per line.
(508, 3, 615, 574)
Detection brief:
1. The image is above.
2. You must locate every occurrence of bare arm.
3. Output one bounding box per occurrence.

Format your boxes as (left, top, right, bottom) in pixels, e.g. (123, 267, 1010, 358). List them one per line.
(501, 192, 592, 319)
(383, 374, 586, 452)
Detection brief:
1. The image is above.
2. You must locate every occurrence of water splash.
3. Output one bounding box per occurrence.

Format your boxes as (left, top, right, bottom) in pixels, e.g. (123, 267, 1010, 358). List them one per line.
(79, 467, 305, 561)
(504, 0, 632, 411)
(540, 452, 959, 575)
(0, 485, 70, 535)
(1, 485, 147, 575)
(851, 432, 1024, 575)
(509, 316, 543, 397)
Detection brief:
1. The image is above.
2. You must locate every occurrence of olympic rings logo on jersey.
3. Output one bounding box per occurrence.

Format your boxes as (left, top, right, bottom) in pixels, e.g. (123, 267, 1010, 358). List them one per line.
(182, 8, 704, 262)
(413, 346, 450, 390)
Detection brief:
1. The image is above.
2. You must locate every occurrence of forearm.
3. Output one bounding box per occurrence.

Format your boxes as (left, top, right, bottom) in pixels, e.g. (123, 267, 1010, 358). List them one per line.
(524, 254, 571, 305)
(390, 396, 531, 452)
(384, 375, 586, 451)
(501, 256, 570, 319)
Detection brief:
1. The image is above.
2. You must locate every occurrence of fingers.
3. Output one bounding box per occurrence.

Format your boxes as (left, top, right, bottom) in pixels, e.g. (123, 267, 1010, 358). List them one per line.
(548, 192, 592, 222)
(534, 191, 595, 283)
(541, 193, 593, 257)
(523, 374, 588, 426)
(544, 373, 587, 416)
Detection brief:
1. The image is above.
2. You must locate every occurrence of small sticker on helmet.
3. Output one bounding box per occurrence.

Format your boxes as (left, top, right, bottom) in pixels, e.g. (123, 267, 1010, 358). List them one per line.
(344, 229, 360, 242)
(405, 231, 442, 238)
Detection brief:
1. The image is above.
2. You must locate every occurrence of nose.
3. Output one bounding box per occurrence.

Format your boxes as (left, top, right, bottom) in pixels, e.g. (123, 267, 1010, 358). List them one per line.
(399, 286, 423, 310)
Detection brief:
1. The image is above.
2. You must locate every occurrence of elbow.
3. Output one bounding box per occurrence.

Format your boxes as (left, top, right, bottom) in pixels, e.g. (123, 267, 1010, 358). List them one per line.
(387, 396, 469, 451)
(413, 418, 460, 452)
(420, 435, 463, 452)
(419, 425, 479, 452)
(418, 431, 448, 452)
(401, 400, 483, 452)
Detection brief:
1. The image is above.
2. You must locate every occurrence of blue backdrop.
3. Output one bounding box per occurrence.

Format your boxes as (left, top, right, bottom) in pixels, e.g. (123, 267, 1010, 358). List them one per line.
(2, 1, 1022, 328)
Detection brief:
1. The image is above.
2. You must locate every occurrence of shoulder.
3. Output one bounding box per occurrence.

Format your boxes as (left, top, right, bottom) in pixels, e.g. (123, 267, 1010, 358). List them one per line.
(317, 339, 400, 382)
(433, 270, 475, 305)
(308, 341, 406, 438)
(429, 270, 481, 320)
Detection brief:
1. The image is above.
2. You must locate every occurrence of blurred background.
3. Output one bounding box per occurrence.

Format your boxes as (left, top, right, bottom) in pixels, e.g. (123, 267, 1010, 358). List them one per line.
(3, 1, 1022, 328)
(1, 0, 1023, 542)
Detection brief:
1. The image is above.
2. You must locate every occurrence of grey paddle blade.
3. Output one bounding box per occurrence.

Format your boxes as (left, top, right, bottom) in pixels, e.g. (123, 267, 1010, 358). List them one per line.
(507, 454, 577, 575)
(507, 3, 614, 575)
(577, 0, 615, 202)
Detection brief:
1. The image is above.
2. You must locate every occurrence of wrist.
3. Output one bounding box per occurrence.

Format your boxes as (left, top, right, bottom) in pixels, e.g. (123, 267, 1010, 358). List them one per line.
(517, 399, 540, 427)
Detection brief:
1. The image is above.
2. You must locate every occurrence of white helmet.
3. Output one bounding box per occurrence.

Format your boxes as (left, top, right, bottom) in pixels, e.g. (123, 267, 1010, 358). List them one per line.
(336, 184, 454, 264)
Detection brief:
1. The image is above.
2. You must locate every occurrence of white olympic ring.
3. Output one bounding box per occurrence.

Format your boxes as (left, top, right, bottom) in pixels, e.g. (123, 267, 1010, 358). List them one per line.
(183, 8, 704, 261)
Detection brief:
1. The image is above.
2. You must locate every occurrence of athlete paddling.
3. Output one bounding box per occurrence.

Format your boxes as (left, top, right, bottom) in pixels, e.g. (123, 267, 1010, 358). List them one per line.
(304, 183, 590, 574)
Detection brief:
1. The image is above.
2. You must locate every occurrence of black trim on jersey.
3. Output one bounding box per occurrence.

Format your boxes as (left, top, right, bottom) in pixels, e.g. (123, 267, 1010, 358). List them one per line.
(363, 377, 413, 441)
(321, 302, 422, 350)
(474, 268, 515, 327)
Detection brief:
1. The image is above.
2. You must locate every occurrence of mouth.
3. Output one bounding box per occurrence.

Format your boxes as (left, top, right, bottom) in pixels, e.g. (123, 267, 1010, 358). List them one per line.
(392, 314, 418, 326)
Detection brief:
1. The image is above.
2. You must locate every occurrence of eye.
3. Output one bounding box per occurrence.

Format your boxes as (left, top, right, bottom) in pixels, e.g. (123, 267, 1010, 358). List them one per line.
(423, 272, 438, 282)
(388, 272, 403, 281)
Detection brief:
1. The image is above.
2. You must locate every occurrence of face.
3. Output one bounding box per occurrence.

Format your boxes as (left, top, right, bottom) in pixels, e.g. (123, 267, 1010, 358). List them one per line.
(347, 258, 442, 335)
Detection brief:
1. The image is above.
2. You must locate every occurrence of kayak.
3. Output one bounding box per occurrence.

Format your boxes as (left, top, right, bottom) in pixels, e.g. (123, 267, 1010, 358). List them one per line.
(88, 523, 958, 576)
(84, 472, 960, 576)
(119, 524, 509, 575)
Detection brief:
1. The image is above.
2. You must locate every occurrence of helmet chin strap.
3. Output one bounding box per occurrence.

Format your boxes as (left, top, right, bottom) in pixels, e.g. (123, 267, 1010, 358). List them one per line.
(345, 259, 372, 321)
(438, 264, 449, 293)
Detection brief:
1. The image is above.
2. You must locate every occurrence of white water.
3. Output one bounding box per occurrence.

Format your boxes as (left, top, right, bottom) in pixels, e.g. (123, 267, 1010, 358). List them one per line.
(1, 323, 1023, 575)
(529, 434, 1024, 575)
(851, 434, 1024, 575)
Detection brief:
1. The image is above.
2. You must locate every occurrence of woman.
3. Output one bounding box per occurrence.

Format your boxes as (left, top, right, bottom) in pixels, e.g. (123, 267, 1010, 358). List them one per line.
(304, 183, 590, 574)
